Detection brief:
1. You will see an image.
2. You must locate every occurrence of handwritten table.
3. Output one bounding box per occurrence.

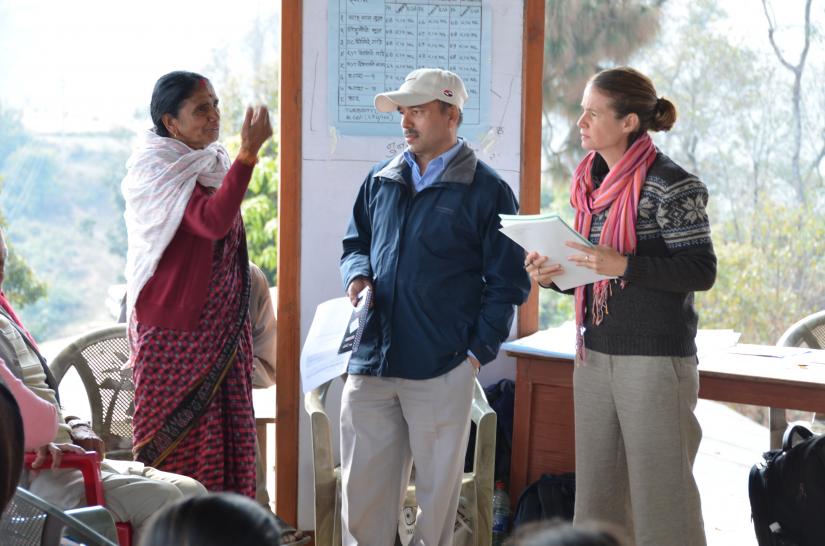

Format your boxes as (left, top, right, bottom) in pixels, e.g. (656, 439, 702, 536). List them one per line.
(328, 0, 490, 134)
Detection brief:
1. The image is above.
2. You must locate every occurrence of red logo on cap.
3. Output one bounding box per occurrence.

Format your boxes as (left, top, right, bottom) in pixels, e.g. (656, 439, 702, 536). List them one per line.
(442, 89, 454, 97)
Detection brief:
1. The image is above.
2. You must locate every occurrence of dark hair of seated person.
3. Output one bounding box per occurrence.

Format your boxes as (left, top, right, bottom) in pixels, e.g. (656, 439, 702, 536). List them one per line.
(0, 382, 24, 513)
(139, 492, 282, 546)
(508, 519, 627, 546)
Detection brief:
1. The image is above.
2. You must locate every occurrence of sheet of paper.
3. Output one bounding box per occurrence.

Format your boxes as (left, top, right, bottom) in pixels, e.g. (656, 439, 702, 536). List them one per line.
(300, 297, 355, 394)
(727, 344, 812, 358)
(499, 214, 614, 291)
(695, 329, 741, 358)
(792, 349, 825, 365)
(500, 321, 577, 359)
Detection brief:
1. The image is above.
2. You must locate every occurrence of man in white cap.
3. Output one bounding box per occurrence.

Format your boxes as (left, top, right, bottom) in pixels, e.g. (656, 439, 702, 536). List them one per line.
(340, 68, 530, 545)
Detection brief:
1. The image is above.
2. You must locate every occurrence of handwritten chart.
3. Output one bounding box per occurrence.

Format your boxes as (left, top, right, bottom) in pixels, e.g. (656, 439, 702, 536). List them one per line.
(328, 0, 491, 136)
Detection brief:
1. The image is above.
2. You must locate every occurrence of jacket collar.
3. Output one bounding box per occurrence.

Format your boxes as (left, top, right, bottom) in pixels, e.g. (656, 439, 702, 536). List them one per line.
(376, 140, 477, 186)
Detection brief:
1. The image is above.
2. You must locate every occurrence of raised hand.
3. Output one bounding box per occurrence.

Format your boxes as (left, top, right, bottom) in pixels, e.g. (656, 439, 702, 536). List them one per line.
(239, 105, 273, 158)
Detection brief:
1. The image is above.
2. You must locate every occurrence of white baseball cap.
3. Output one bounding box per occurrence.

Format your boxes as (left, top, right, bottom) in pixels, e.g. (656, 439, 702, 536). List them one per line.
(374, 68, 469, 113)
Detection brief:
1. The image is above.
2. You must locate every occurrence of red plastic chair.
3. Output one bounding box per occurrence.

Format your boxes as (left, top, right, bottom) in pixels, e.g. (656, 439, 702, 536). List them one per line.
(24, 451, 132, 546)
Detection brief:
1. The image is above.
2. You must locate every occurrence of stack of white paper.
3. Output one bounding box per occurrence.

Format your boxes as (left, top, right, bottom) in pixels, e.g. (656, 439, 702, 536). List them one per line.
(499, 213, 615, 290)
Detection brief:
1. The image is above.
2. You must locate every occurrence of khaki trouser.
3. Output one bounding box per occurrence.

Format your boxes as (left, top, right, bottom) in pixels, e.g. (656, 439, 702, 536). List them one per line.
(28, 459, 207, 543)
(572, 350, 706, 546)
(255, 435, 271, 508)
(340, 361, 476, 546)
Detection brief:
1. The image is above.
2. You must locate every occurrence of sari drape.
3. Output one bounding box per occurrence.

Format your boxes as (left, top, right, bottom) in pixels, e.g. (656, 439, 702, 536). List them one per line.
(130, 214, 255, 497)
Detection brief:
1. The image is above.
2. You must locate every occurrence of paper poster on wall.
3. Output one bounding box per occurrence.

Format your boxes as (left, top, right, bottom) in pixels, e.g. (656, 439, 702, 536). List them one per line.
(328, 0, 492, 136)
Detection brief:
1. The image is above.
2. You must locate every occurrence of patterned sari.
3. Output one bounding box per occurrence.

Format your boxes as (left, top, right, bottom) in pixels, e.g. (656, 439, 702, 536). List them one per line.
(130, 214, 256, 497)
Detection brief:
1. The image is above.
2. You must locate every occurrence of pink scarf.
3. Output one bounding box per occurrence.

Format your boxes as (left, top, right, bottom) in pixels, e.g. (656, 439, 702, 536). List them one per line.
(569, 133, 657, 358)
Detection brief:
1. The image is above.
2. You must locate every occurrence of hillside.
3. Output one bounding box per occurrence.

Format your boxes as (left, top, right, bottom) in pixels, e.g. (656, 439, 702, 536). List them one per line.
(1, 127, 132, 340)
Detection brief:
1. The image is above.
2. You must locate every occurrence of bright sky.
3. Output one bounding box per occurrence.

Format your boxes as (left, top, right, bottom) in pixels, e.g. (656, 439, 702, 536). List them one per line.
(0, 0, 278, 133)
(0, 0, 819, 134)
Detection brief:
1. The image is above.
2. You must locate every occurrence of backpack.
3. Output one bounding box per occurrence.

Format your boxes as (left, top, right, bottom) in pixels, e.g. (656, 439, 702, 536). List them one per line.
(512, 473, 575, 529)
(749, 425, 825, 546)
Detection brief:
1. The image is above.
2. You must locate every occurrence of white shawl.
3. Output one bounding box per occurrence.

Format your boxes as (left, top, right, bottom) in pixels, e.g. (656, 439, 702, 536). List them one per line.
(121, 130, 231, 322)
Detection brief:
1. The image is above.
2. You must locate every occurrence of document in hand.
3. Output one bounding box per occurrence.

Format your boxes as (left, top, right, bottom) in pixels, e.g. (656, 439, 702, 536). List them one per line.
(499, 213, 615, 291)
(300, 287, 371, 394)
(338, 286, 372, 354)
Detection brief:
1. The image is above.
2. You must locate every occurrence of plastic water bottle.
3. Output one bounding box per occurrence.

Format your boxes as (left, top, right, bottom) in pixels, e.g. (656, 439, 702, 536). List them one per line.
(491, 480, 511, 546)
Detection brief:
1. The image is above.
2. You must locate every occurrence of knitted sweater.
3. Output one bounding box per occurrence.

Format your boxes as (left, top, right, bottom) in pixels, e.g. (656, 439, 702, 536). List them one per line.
(582, 152, 716, 357)
(135, 160, 254, 330)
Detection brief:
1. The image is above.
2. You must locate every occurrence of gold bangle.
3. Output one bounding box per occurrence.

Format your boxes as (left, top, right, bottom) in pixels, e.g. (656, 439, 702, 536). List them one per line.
(236, 149, 259, 166)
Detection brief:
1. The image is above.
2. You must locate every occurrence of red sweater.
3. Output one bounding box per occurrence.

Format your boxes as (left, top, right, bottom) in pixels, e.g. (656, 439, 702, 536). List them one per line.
(135, 159, 254, 330)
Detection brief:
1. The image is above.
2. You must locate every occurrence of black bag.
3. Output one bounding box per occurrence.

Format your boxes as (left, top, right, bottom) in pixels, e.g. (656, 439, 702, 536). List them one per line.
(512, 473, 575, 529)
(749, 425, 825, 546)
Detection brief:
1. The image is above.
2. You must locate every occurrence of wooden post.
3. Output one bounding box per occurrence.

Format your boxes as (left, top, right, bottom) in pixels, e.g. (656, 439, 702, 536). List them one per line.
(518, 0, 545, 337)
(276, 0, 302, 526)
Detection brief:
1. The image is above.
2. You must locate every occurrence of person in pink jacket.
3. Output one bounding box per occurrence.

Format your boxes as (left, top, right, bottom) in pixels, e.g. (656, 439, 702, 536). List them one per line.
(0, 357, 58, 450)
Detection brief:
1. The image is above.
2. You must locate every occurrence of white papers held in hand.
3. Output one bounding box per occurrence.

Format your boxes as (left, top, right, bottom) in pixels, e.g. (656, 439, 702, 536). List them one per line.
(299, 286, 372, 394)
(499, 213, 615, 291)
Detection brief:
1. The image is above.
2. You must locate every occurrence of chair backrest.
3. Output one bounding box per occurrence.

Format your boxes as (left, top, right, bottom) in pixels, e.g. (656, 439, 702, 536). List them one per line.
(777, 310, 825, 349)
(0, 487, 117, 546)
(304, 380, 341, 546)
(49, 324, 134, 460)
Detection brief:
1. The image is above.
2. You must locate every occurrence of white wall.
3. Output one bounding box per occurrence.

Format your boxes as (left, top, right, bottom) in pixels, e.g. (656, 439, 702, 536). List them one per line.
(297, 0, 524, 529)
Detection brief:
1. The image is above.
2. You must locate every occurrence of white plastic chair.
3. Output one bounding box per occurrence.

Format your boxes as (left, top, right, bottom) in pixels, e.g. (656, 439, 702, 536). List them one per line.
(305, 377, 496, 546)
(769, 310, 825, 448)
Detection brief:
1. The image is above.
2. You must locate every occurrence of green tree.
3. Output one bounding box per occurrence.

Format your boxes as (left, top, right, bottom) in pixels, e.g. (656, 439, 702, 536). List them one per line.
(697, 200, 825, 343)
(233, 138, 279, 285)
(631, 0, 825, 344)
(542, 0, 665, 182)
(207, 14, 280, 285)
(641, 0, 787, 224)
(0, 178, 47, 307)
(761, 0, 815, 204)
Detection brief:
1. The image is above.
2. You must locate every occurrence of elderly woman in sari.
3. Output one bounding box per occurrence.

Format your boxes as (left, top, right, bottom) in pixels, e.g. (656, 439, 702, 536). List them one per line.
(123, 71, 272, 497)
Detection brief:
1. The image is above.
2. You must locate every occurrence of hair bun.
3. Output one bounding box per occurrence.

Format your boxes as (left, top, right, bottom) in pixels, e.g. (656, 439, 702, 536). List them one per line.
(652, 96, 677, 132)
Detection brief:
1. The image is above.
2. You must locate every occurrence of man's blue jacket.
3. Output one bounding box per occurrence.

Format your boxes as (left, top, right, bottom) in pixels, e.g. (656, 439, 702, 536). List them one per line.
(340, 142, 531, 380)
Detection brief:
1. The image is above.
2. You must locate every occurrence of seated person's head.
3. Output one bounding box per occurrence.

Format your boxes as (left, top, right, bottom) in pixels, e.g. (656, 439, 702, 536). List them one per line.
(0, 382, 24, 512)
(139, 492, 282, 546)
(508, 519, 627, 546)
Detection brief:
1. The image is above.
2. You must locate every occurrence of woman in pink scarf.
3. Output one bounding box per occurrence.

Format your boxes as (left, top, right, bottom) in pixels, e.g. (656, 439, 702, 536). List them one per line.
(525, 67, 716, 546)
(123, 71, 271, 498)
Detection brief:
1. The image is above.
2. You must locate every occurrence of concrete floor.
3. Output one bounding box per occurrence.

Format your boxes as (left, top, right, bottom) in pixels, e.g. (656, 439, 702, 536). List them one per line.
(694, 399, 765, 546)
